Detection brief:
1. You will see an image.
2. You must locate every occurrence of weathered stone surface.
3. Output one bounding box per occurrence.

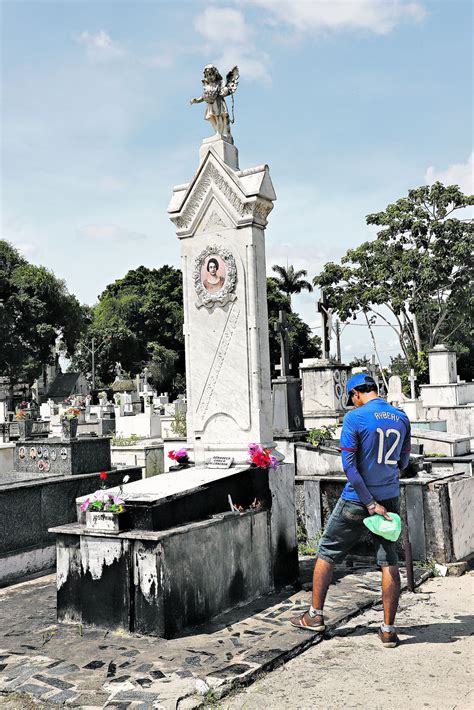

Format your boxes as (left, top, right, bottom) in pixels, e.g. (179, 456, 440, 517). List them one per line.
(13, 437, 111, 476)
(0, 563, 429, 709)
(0, 467, 141, 586)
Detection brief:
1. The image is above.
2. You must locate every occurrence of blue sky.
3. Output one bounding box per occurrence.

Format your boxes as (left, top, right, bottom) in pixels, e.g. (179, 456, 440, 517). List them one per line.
(2, 0, 473, 364)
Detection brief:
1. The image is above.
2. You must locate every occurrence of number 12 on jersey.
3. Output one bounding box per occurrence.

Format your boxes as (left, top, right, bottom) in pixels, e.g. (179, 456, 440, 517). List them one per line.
(376, 428, 401, 465)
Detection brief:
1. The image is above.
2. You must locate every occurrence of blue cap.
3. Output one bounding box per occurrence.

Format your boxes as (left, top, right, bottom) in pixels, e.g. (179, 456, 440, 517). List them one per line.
(346, 373, 376, 406)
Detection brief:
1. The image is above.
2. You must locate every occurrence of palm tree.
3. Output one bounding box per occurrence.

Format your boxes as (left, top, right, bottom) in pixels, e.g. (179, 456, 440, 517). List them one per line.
(271, 264, 313, 305)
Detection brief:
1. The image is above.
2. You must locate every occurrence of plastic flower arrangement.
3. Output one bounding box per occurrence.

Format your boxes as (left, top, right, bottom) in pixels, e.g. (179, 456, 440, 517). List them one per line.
(62, 407, 81, 420)
(80, 489, 125, 514)
(247, 443, 280, 471)
(15, 410, 26, 420)
(168, 447, 189, 464)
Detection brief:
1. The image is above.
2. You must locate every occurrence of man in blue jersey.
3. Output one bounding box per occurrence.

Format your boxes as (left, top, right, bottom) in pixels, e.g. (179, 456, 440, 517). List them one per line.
(290, 373, 411, 648)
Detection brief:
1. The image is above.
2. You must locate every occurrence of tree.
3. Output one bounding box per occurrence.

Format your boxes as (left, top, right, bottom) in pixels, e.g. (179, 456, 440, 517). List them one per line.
(71, 265, 184, 393)
(0, 240, 85, 386)
(271, 264, 313, 304)
(349, 355, 371, 368)
(267, 277, 321, 373)
(314, 183, 473, 377)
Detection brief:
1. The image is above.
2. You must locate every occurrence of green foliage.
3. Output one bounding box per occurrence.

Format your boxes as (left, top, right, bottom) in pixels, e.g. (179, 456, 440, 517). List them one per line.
(147, 343, 178, 393)
(267, 277, 321, 373)
(307, 424, 337, 448)
(271, 263, 313, 301)
(71, 265, 184, 390)
(349, 355, 371, 368)
(0, 240, 85, 385)
(418, 559, 442, 577)
(111, 433, 141, 446)
(297, 524, 323, 556)
(314, 183, 473, 378)
(170, 410, 187, 438)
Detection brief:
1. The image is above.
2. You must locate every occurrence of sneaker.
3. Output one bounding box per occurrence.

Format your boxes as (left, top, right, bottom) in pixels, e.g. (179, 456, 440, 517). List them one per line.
(378, 627, 399, 648)
(290, 611, 326, 633)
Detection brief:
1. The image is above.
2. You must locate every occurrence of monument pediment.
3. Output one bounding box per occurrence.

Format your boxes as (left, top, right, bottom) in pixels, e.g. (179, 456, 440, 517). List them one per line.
(168, 147, 275, 235)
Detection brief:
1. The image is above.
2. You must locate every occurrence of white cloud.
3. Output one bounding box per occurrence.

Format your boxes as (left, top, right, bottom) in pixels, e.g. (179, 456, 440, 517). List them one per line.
(243, 0, 426, 35)
(14, 242, 37, 257)
(79, 224, 147, 243)
(78, 30, 125, 63)
(195, 7, 247, 44)
(425, 152, 474, 195)
(194, 7, 271, 83)
(98, 176, 127, 192)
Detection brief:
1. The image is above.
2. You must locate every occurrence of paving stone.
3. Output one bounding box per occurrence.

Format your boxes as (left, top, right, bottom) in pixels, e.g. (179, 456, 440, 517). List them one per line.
(107, 661, 117, 678)
(48, 688, 77, 703)
(0, 565, 427, 710)
(33, 673, 74, 689)
(112, 690, 159, 701)
(135, 663, 153, 673)
(16, 682, 50, 696)
(83, 660, 106, 670)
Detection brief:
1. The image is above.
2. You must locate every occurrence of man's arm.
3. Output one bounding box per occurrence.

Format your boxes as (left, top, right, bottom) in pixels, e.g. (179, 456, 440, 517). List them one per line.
(340, 414, 373, 507)
(399, 419, 411, 471)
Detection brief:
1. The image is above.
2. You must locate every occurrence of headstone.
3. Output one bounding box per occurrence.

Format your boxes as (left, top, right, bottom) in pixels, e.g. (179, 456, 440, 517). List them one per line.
(13, 437, 111, 476)
(168, 104, 276, 464)
(272, 310, 305, 439)
(420, 345, 474, 408)
(123, 392, 133, 415)
(428, 344, 458, 384)
(299, 358, 351, 427)
(387, 375, 406, 406)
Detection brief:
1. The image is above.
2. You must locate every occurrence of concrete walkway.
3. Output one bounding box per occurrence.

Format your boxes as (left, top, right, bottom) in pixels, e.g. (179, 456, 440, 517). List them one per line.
(0, 560, 429, 709)
(222, 574, 474, 710)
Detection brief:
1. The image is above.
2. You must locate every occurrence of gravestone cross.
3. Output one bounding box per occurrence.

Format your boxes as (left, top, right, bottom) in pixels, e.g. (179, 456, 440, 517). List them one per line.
(317, 288, 332, 359)
(274, 310, 291, 377)
(409, 368, 417, 400)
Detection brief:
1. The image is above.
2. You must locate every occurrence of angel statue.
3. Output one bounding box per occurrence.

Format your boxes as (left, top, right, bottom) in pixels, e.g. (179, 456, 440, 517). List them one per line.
(190, 65, 239, 139)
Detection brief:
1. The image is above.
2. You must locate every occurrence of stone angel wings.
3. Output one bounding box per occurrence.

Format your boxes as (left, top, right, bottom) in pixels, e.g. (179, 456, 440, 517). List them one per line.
(190, 65, 240, 139)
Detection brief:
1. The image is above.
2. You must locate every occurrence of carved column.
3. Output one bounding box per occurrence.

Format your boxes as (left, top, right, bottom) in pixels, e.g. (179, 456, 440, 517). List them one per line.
(168, 138, 276, 464)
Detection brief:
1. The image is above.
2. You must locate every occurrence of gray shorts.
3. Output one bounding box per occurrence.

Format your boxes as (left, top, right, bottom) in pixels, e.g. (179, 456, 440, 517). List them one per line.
(318, 496, 400, 567)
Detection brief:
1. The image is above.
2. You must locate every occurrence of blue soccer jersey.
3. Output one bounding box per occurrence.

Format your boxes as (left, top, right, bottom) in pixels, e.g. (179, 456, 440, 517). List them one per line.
(340, 398, 411, 505)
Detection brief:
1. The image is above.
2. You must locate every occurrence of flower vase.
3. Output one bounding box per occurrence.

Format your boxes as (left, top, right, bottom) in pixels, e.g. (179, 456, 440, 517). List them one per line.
(17, 419, 34, 440)
(85, 510, 126, 533)
(169, 459, 193, 471)
(61, 418, 78, 440)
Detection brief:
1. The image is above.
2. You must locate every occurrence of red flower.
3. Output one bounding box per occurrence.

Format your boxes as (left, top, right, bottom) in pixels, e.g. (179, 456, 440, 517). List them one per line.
(99, 472, 107, 480)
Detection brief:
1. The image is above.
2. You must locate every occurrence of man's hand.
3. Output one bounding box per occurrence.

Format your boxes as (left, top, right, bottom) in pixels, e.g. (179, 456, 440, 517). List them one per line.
(369, 502, 392, 520)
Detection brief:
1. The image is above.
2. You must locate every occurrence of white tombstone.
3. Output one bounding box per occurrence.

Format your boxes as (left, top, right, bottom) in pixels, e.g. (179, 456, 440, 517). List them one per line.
(168, 135, 276, 464)
(387, 375, 407, 406)
(123, 392, 133, 415)
(421, 345, 474, 408)
(299, 358, 350, 428)
(0, 401, 7, 423)
(428, 344, 458, 385)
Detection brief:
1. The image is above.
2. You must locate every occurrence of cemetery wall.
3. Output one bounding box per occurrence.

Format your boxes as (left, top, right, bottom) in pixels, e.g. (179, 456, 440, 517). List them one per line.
(295, 474, 473, 564)
(110, 443, 164, 478)
(0, 467, 141, 586)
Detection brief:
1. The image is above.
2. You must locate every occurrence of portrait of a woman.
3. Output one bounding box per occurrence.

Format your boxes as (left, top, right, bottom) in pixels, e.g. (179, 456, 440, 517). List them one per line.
(202, 257, 225, 293)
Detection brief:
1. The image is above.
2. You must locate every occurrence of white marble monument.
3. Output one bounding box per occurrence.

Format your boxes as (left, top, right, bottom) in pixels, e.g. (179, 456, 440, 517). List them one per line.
(168, 124, 276, 464)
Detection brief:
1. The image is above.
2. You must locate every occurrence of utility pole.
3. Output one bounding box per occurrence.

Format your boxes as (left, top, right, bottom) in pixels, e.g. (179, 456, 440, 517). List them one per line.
(334, 319, 341, 363)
